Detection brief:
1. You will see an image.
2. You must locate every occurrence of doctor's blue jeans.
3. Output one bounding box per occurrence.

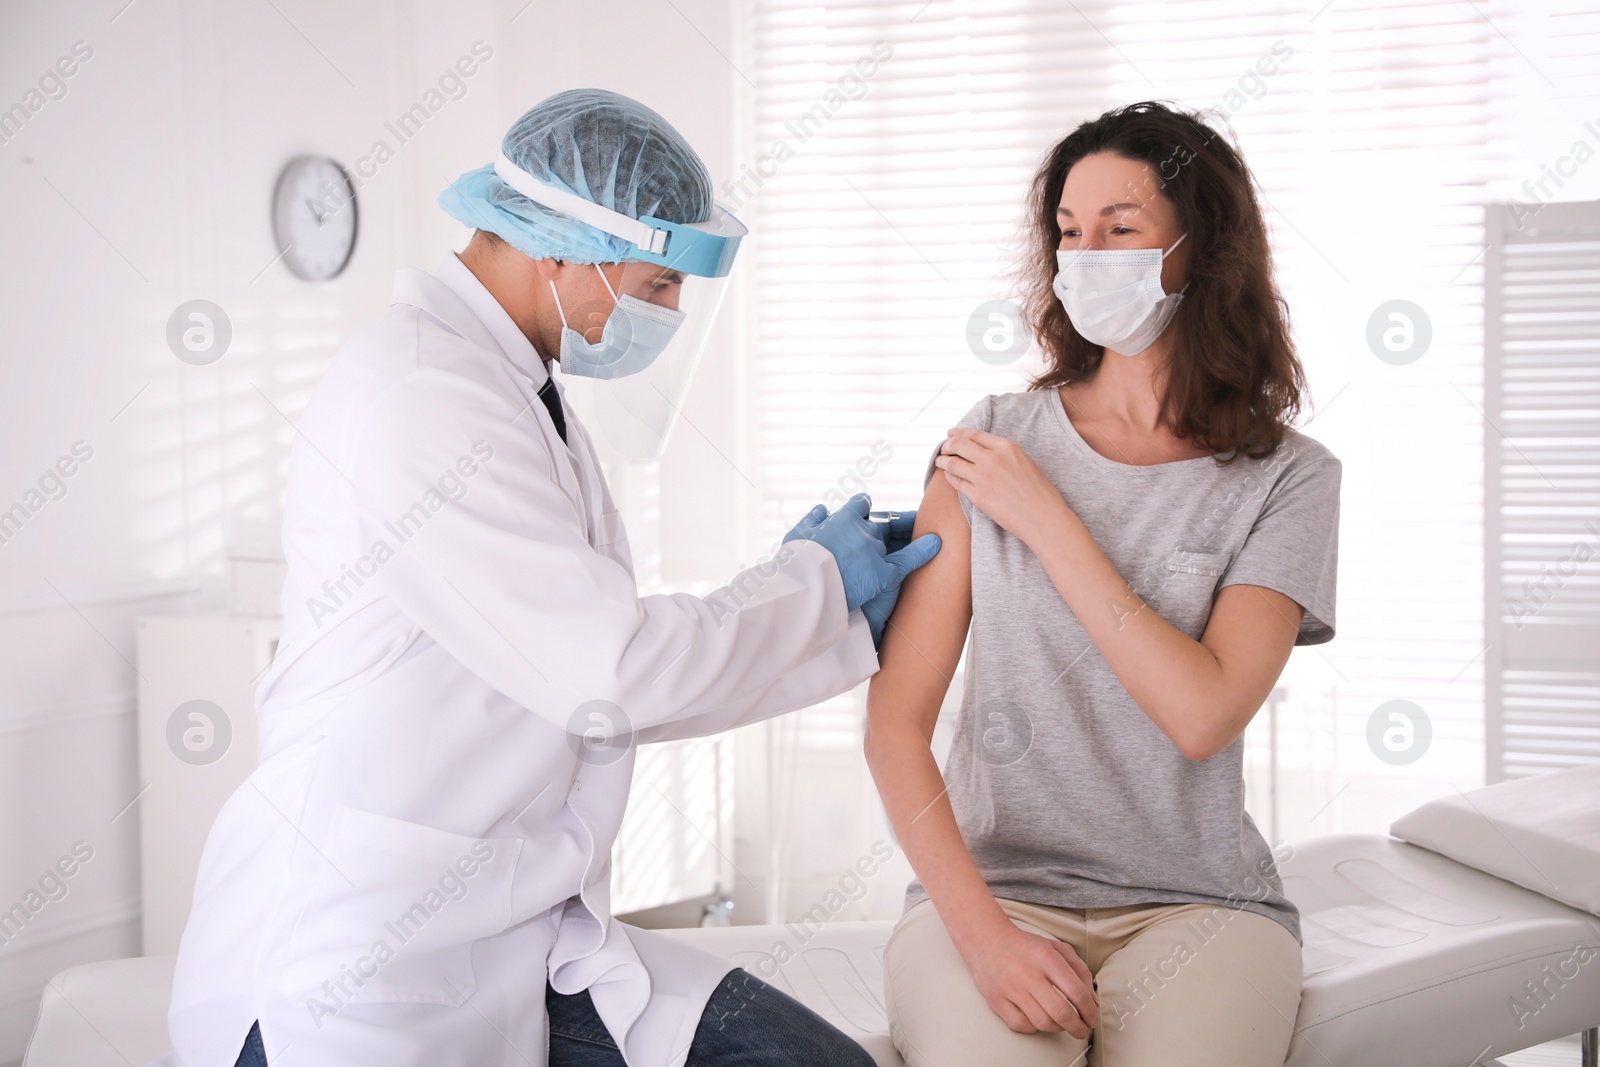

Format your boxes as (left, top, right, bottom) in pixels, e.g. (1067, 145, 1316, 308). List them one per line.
(546, 967, 876, 1066)
(231, 968, 874, 1066)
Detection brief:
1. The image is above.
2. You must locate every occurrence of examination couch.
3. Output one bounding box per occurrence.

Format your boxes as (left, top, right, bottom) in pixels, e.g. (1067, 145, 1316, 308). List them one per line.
(23, 765, 1600, 1067)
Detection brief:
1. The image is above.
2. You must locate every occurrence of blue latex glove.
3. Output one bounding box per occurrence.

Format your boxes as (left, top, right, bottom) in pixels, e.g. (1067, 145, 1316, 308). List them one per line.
(782, 495, 882, 612)
(869, 510, 918, 556)
(861, 509, 931, 646)
(784, 495, 940, 644)
(860, 532, 939, 648)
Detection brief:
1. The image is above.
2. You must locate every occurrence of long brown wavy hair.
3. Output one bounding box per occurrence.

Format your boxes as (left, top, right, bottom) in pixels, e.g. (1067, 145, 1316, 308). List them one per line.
(1022, 102, 1305, 460)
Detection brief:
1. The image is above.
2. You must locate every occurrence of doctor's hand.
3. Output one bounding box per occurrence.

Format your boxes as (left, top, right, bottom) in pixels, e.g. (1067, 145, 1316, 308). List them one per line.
(964, 921, 1098, 1039)
(869, 509, 918, 555)
(783, 495, 940, 631)
(935, 428, 1068, 547)
(860, 508, 929, 647)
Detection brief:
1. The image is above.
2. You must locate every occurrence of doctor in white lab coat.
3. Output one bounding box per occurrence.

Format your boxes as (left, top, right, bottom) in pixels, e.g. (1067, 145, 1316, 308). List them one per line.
(158, 89, 938, 1067)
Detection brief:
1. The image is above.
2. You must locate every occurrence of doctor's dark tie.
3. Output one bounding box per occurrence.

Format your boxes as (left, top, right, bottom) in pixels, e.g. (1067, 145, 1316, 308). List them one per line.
(537, 377, 568, 445)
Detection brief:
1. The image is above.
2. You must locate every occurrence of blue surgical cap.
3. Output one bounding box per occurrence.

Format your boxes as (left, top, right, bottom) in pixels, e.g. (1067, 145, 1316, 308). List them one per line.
(439, 88, 714, 264)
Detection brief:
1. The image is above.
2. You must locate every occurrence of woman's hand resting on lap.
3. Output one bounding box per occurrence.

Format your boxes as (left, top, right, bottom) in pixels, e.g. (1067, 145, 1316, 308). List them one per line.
(960, 918, 1098, 1038)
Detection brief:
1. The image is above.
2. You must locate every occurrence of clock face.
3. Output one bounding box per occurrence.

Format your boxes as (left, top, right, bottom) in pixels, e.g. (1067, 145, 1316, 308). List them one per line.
(272, 156, 358, 282)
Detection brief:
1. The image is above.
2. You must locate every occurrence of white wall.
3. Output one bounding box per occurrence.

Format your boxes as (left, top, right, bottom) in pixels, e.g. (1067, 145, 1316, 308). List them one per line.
(0, 0, 738, 1059)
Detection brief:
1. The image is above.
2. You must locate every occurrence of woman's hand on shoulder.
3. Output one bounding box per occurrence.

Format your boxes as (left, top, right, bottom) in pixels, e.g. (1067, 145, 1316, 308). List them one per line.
(960, 918, 1098, 1038)
(934, 428, 1068, 546)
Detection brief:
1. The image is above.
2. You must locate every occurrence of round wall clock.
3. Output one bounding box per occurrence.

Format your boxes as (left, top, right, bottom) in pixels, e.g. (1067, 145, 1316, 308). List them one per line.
(271, 155, 358, 282)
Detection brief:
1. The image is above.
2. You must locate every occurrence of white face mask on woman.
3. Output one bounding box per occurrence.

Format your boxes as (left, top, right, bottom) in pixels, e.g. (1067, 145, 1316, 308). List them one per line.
(1051, 232, 1188, 355)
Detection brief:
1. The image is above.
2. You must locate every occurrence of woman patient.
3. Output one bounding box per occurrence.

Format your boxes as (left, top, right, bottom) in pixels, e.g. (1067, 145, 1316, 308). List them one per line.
(865, 101, 1340, 1067)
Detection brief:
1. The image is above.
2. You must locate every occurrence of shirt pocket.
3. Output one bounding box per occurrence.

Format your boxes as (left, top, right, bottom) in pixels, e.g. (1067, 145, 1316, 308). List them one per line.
(1162, 550, 1230, 578)
(1152, 550, 1232, 637)
(285, 805, 521, 1007)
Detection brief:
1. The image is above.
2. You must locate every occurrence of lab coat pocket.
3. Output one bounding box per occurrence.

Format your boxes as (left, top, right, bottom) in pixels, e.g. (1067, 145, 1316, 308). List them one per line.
(592, 508, 627, 549)
(285, 805, 522, 1008)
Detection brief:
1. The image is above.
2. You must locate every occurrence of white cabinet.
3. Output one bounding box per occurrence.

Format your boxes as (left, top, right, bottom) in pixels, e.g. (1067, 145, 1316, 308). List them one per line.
(134, 615, 279, 956)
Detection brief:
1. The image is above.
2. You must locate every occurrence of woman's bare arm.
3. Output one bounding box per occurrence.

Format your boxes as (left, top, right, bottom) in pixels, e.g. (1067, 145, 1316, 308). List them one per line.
(865, 473, 1097, 1037)
(865, 474, 990, 942)
(1031, 520, 1302, 760)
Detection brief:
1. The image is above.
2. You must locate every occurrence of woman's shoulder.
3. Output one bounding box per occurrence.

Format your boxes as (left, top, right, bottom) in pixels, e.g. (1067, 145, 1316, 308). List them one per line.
(1239, 429, 1342, 511)
(1266, 427, 1341, 476)
(955, 388, 1057, 432)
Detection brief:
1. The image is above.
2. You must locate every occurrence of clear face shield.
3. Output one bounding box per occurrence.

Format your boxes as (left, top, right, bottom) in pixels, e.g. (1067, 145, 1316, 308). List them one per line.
(493, 153, 745, 459)
(552, 259, 733, 459)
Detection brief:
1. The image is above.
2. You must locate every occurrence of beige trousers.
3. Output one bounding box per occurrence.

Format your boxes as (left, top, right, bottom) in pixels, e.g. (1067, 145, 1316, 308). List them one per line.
(884, 898, 1302, 1067)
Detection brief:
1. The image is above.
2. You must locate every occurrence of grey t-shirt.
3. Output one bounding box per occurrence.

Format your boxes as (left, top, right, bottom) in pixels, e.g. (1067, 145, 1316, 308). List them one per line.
(903, 389, 1341, 944)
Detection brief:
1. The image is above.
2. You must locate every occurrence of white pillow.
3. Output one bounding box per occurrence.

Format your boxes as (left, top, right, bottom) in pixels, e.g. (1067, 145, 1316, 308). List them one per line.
(1389, 764, 1600, 917)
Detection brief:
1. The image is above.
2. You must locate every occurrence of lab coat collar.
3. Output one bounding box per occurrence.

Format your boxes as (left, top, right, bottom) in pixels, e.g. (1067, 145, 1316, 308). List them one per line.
(436, 253, 554, 385)
(388, 254, 553, 387)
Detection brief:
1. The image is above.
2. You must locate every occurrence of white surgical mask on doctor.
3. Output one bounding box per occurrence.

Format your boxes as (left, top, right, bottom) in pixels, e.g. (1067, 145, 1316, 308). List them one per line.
(549, 264, 686, 380)
(1052, 232, 1189, 356)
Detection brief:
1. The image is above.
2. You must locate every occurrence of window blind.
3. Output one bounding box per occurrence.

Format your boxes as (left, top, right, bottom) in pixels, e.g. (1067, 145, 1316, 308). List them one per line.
(1485, 200, 1600, 780)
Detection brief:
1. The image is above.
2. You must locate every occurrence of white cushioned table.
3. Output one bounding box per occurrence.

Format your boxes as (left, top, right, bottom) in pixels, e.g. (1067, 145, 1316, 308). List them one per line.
(1280, 834, 1599, 1067)
(25, 830, 1600, 1067)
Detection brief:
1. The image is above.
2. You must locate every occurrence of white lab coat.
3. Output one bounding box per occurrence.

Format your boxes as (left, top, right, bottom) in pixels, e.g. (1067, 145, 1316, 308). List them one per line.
(155, 255, 878, 1067)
